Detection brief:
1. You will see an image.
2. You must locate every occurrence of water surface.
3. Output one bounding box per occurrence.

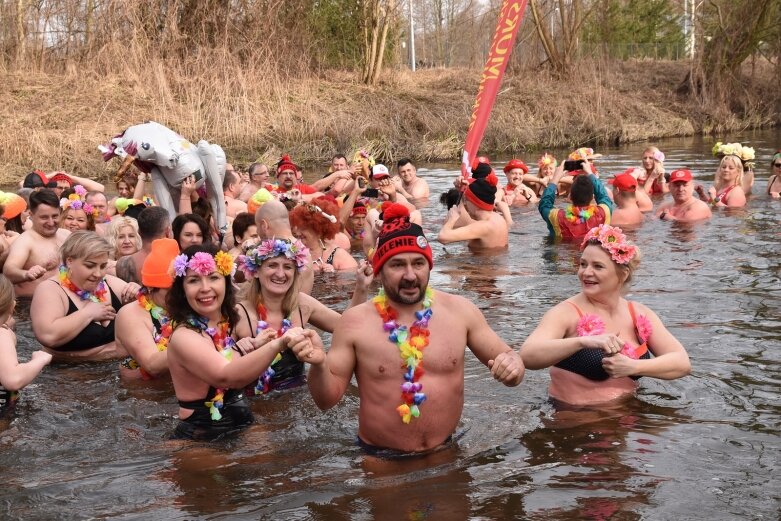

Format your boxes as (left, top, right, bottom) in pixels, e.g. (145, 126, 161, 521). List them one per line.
(2, 129, 780, 519)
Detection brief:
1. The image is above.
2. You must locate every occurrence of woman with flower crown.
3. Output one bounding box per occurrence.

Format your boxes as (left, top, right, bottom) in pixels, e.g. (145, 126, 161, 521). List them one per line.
(58, 185, 98, 232)
(234, 238, 370, 395)
(166, 243, 306, 440)
(30, 231, 141, 362)
(695, 154, 747, 208)
(520, 225, 691, 406)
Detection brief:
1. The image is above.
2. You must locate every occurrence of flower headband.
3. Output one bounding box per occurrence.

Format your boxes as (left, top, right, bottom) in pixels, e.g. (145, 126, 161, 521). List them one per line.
(538, 153, 558, 168)
(173, 251, 235, 278)
(236, 238, 310, 277)
(580, 225, 637, 265)
(60, 185, 99, 218)
(712, 141, 755, 167)
(353, 150, 375, 168)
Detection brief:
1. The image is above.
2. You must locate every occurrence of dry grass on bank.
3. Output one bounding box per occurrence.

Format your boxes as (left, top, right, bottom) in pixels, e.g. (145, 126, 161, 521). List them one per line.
(1, 59, 778, 185)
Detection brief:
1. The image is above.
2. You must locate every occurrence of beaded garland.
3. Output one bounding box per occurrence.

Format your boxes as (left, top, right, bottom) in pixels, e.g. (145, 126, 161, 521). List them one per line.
(254, 303, 292, 395)
(58, 265, 108, 303)
(372, 287, 433, 424)
(186, 316, 236, 420)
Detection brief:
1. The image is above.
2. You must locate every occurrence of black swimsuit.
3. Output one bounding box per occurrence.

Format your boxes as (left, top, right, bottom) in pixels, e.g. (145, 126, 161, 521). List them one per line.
(237, 303, 306, 386)
(54, 282, 123, 352)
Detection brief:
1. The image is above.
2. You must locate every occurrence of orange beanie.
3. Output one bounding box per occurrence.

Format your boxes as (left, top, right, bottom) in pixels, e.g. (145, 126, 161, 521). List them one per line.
(141, 238, 180, 288)
(0, 192, 27, 219)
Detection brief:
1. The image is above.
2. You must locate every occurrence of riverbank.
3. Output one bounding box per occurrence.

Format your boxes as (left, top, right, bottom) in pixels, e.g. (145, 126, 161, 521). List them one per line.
(1, 59, 778, 183)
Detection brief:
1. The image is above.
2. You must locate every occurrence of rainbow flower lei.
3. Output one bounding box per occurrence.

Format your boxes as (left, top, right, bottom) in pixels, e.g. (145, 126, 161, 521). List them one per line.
(236, 238, 309, 277)
(137, 290, 172, 352)
(173, 251, 235, 278)
(564, 204, 597, 224)
(253, 303, 292, 395)
(580, 224, 637, 265)
(58, 265, 108, 303)
(186, 316, 235, 420)
(372, 287, 433, 424)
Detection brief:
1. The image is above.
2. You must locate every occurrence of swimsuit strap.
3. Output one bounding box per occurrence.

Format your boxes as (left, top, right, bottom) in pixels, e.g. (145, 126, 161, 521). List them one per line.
(326, 247, 339, 265)
(565, 300, 584, 318)
(298, 306, 304, 326)
(237, 302, 255, 338)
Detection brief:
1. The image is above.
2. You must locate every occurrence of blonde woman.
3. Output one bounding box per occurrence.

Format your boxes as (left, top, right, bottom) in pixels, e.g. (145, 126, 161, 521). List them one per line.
(106, 217, 142, 260)
(696, 155, 747, 208)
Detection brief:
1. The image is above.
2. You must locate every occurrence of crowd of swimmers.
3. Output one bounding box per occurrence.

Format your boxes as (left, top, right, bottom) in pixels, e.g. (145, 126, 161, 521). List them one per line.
(0, 143, 778, 452)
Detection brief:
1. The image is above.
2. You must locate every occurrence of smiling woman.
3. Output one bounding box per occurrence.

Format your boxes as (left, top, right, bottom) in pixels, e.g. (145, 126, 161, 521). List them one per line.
(520, 225, 691, 406)
(30, 231, 140, 362)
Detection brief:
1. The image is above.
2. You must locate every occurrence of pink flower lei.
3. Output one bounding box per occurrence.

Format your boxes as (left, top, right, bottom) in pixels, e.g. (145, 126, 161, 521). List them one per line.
(580, 225, 637, 265)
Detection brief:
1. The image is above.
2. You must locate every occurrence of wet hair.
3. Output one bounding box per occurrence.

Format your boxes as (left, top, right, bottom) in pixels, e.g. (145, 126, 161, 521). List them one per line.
(288, 197, 340, 240)
(59, 207, 96, 231)
(166, 243, 239, 327)
(60, 231, 112, 263)
(570, 175, 595, 206)
(106, 217, 141, 258)
(0, 274, 15, 318)
(137, 206, 171, 241)
(397, 158, 415, 169)
(172, 213, 211, 247)
(231, 212, 255, 243)
(29, 189, 59, 213)
(439, 188, 461, 210)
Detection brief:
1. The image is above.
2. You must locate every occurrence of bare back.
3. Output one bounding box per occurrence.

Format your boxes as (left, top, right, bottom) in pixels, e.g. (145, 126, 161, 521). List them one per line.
(469, 212, 508, 250)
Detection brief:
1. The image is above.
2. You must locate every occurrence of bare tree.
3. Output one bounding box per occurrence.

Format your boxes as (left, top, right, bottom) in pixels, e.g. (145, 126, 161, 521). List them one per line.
(529, 0, 591, 72)
(362, 0, 397, 85)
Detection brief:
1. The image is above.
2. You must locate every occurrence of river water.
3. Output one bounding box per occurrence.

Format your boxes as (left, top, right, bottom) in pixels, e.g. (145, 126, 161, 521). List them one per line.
(2, 129, 779, 520)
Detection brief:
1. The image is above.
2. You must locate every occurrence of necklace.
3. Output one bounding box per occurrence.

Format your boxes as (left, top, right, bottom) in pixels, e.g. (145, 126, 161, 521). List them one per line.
(186, 316, 235, 420)
(255, 303, 292, 395)
(564, 204, 597, 224)
(372, 287, 433, 424)
(137, 290, 172, 352)
(58, 265, 108, 303)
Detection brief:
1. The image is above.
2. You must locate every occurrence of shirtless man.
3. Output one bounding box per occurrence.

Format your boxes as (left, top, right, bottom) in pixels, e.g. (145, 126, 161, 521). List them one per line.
(438, 172, 508, 249)
(287, 203, 524, 453)
(498, 159, 538, 207)
(115, 207, 172, 284)
(609, 172, 644, 227)
(656, 169, 712, 222)
(254, 200, 314, 295)
(393, 158, 430, 203)
(3, 190, 70, 297)
(238, 163, 271, 202)
(222, 170, 248, 218)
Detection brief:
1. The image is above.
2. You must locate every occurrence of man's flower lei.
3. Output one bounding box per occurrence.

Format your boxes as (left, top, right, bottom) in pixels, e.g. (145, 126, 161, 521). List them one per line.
(173, 251, 235, 277)
(60, 185, 99, 218)
(580, 224, 637, 265)
(236, 238, 309, 277)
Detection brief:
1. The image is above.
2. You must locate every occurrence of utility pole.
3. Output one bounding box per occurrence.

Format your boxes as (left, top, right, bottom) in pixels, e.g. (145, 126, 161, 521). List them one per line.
(409, 0, 416, 71)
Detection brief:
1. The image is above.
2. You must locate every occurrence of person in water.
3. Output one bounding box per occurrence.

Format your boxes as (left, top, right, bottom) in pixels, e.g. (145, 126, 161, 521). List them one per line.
(234, 237, 370, 395)
(30, 231, 140, 362)
(115, 238, 180, 380)
(520, 225, 691, 406)
(0, 274, 51, 415)
(166, 244, 300, 441)
(695, 154, 747, 208)
(539, 161, 614, 240)
(656, 169, 712, 222)
(287, 203, 524, 453)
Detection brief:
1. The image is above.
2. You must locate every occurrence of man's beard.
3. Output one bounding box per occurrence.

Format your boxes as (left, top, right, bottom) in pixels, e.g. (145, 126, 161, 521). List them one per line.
(383, 277, 427, 306)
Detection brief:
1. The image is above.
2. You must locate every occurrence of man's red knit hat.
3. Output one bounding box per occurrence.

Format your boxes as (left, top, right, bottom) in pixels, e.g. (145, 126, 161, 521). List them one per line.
(371, 203, 432, 276)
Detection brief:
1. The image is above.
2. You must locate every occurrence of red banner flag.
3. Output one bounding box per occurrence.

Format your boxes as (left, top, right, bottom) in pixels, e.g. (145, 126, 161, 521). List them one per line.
(461, 0, 528, 178)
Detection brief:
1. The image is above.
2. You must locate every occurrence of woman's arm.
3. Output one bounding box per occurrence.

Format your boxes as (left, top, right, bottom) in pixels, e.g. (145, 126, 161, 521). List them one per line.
(300, 293, 340, 333)
(30, 281, 111, 348)
(0, 328, 51, 390)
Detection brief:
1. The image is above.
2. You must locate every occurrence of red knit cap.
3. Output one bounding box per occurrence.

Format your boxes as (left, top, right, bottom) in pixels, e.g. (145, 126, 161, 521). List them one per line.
(276, 154, 298, 175)
(372, 203, 433, 275)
